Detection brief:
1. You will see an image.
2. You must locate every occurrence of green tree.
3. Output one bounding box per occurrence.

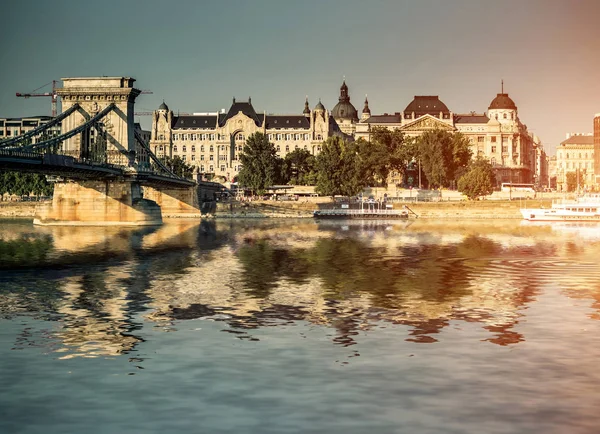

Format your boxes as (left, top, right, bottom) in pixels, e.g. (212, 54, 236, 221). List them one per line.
(366, 127, 416, 186)
(566, 171, 585, 192)
(416, 129, 472, 188)
(238, 132, 283, 194)
(315, 136, 364, 197)
(157, 155, 194, 179)
(283, 148, 316, 185)
(457, 157, 496, 200)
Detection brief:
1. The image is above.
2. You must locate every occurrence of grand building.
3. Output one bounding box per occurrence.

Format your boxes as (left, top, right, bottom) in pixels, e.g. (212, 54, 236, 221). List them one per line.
(149, 80, 547, 186)
(355, 88, 546, 187)
(150, 93, 347, 181)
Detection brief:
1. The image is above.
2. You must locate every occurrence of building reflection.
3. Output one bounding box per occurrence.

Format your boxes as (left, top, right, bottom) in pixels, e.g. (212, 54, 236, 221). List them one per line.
(4, 219, 600, 357)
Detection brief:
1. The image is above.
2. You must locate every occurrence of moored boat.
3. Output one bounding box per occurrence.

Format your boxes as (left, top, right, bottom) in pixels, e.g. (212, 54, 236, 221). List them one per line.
(521, 194, 600, 222)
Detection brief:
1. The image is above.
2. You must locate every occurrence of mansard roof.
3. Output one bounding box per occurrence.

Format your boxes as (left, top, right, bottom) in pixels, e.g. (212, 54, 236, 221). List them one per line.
(265, 115, 310, 129)
(363, 114, 402, 123)
(172, 115, 218, 129)
(560, 135, 594, 146)
(222, 100, 261, 126)
(454, 114, 489, 124)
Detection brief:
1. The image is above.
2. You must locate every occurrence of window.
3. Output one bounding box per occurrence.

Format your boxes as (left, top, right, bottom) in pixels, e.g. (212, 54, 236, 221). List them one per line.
(503, 113, 507, 119)
(191, 145, 196, 152)
(304, 134, 310, 141)
(201, 145, 205, 152)
(277, 146, 281, 152)
(159, 146, 163, 151)
(174, 134, 179, 141)
(173, 145, 178, 152)
(182, 155, 187, 161)
(220, 145, 225, 151)
(220, 165, 225, 172)
(183, 134, 188, 141)
(201, 155, 204, 161)
(566, 153, 569, 159)
(477, 136, 484, 143)
(210, 146, 214, 152)
(210, 134, 215, 140)
(491, 136, 497, 143)
(502, 146, 508, 153)
(295, 134, 301, 141)
(191, 155, 196, 161)
(209, 165, 214, 172)
(317, 146, 321, 152)
(210, 155, 214, 161)
(502, 136, 508, 143)
(236, 133, 244, 141)
(182, 145, 187, 152)
(268, 134, 273, 140)
(192, 134, 197, 141)
(202, 134, 207, 141)
(491, 146, 496, 153)
(490, 157, 496, 166)
(317, 134, 323, 140)
(277, 134, 282, 140)
(201, 165, 205, 172)
(286, 134, 291, 140)
(285, 145, 290, 152)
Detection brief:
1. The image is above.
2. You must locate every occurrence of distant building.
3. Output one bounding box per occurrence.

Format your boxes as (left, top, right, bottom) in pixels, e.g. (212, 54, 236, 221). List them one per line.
(0, 115, 61, 143)
(595, 113, 600, 183)
(355, 86, 545, 187)
(556, 133, 594, 192)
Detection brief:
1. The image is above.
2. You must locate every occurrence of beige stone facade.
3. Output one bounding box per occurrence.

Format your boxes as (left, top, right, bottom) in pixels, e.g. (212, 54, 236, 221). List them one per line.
(556, 133, 594, 192)
(355, 91, 547, 188)
(150, 97, 341, 181)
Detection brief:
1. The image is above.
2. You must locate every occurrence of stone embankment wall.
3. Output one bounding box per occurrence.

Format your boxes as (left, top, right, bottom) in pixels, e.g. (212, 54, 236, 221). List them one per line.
(0, 202, 39, 218)
(213, 199, 546, 219)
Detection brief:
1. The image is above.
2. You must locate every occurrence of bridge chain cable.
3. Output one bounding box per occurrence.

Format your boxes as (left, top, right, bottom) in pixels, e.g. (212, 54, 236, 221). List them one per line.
(0, 103, 81, 149)
(18, 104, 116, 153)
(133, 129, 188, 181)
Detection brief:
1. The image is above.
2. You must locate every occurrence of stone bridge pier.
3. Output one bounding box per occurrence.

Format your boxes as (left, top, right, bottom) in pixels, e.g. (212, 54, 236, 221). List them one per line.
(34, 181, 162, 226)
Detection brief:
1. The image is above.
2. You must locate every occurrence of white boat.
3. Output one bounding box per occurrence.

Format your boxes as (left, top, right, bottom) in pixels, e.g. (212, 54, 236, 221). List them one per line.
(521, 194, 600, 222)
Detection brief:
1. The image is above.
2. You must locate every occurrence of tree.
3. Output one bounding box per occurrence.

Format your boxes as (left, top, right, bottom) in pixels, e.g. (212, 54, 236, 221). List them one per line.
(457, 158, 496, 200)
(238, 132, 283, 194)
(366, 127, 416, 186)
(315, 136, 364, 197)
(416, 129, 472, 188)
(566, 171, 585, 192)
(157, 155, 194, 179)
(283, 148, 316, 185)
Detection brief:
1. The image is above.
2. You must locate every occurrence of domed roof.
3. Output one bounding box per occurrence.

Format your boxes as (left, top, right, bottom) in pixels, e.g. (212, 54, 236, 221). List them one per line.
(314, 99, 325, 111)
(331, 80, 358, 121)
(488, 93, 517, 110)
(159, 101, 169, 111)
(403, 96, 450, 116)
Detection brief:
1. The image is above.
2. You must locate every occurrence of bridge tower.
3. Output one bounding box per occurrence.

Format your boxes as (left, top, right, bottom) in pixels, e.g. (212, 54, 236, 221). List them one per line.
(57, 77, 140, 165)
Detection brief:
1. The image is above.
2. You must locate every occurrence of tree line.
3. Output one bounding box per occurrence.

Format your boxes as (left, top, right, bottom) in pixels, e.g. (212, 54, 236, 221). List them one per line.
(0, 172, 54, 199)
(237, 128, 496, 199)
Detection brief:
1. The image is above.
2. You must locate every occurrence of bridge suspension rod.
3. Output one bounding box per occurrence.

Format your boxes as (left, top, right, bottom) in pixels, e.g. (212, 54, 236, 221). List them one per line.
(0, 103, 81, 149)
(134, 129, 186, 180)
(19, 104, 116, 152)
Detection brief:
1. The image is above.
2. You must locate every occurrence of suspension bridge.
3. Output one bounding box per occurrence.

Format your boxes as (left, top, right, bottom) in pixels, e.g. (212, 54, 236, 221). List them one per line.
(0, 77, 221, 226)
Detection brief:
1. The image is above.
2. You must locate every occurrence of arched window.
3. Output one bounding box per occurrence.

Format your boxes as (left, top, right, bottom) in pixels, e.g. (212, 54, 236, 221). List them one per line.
(220, 145, 225, 151)
(201, 145, 204, 152)
(173, 145, 178, 152)
(210, 146, 214, 152)
(182, 145, 187, 152)
(285, 145, 289, 152)
(503, 113, 507, 119)
(191, 145, 196, 152)
(277, 146, 281, 152)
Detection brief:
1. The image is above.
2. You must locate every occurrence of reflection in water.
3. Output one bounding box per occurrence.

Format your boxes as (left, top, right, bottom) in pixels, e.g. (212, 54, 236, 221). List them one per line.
(4, 219, 600, 433)
(2, 219, 600, 357)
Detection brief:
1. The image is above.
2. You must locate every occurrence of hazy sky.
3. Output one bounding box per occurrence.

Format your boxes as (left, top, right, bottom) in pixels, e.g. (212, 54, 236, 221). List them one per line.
(1, 0, 599, 153)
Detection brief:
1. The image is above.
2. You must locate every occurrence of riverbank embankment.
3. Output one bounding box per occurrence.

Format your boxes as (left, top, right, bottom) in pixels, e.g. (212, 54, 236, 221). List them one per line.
(0, 198, 550, 220)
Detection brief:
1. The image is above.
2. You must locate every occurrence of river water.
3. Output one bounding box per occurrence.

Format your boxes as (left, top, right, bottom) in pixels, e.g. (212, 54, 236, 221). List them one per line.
(1, 218, 600, 434)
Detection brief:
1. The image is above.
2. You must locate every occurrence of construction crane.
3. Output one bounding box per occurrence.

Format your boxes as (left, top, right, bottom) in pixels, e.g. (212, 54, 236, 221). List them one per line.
(16, 80, 153, 118)
(16, 80, 58, 117)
